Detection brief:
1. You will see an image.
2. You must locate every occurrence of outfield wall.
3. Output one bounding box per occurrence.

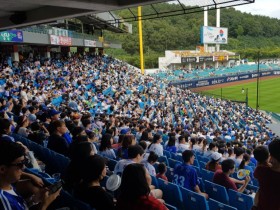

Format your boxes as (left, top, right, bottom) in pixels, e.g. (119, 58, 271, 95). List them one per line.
(169, 69, 280, 89)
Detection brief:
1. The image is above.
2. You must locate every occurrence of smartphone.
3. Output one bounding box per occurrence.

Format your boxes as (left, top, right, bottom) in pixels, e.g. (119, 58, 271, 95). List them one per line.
(48, 180, 63, 194)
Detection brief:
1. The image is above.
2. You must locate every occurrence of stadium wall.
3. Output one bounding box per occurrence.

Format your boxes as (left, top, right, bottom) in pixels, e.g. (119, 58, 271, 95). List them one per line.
(169, 69, 280, 89)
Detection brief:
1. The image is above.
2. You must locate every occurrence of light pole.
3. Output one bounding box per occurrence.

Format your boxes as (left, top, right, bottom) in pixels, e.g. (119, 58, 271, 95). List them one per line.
(256, 51, 260, 110)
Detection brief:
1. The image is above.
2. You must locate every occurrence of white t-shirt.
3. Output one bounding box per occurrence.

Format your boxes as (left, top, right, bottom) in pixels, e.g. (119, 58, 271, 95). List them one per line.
(114, 159, 135, 175)
(177, 143, 189, 153)
(148, 143, 163, 157)
(142, 160, 156, 176)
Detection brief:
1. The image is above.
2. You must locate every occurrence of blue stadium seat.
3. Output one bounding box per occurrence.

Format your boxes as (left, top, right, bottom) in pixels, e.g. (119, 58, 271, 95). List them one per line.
(165, 203, 178, 210)
(151, 175, 159, 188)
(163, 150, 171, 158)
(204, 180, 229, 204)
(166, 167, 174, 181)
(158, 156, 170, 167)
(208, 198, 237, 210)
(197, 155, 210, 163)
(168, 158, 181, 169)
(180, 187, 209, 210)
(201, 169, 214, 182)
(199, 161, 207, 169)
(228, 189, 254, 210)
(158, 178, 183, 210)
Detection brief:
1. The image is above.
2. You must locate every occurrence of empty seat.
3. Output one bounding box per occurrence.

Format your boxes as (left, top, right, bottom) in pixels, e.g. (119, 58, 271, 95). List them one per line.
(204, 180, 229, 204)
(158, 178, 183, 210)
(201, 169, 214, 182)
(228, 189, 254, 210)
(208, 198, 237, 210)
(180, 186, 209, 210)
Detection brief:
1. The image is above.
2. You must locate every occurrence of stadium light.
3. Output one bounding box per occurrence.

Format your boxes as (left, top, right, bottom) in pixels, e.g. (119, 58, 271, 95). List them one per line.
(256, 50, 260, 110)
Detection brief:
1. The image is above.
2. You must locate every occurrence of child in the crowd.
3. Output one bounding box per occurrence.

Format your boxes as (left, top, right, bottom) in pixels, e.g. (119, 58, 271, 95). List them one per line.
(156, 163, 168, 181)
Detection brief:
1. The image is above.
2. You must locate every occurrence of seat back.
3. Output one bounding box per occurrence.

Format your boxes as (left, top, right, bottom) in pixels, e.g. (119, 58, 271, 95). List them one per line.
(180, 187, 209, 210)
(168, 158, 181, 169)
(208, 198, 237, 210)
(107, 158, 118, 172)
(151, 175, 159, 188)
(158, 156, 170, 167)
(165, 203, 178, 210)
(201, 169, 214, 182)
(158, 179, 183, 210)
(204, 180, 229, 204)
(228, 189, 254, 210)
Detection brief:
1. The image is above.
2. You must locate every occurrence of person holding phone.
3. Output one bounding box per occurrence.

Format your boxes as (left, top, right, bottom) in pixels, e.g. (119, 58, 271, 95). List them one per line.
(0, 140, 60, 210)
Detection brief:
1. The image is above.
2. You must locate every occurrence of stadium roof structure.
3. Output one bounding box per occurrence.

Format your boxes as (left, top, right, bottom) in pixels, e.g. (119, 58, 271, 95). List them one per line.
(0, 0, 254, 30)
(105, 0, 255, 24)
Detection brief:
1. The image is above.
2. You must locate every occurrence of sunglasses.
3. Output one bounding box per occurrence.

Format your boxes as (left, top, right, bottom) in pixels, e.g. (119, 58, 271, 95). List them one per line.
(7, 158, 29, 169)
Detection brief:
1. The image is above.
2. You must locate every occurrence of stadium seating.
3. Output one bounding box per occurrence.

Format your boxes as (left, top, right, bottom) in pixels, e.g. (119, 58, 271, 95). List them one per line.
(208, 199, 237, 210)
(180, 187, 209, 210)
(204, 180, 229, 204)
(151, 175, 159, 188)
(165, 203, 178, 210)
(158, 178, 184, 210)
(228, 189, 254, 210)
(201, 169, 215, 182)
(168, 158, 181, 168)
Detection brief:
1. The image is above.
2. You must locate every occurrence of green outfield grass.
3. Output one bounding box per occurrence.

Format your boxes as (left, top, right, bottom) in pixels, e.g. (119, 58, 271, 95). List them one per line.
(199, 77, 280, 113)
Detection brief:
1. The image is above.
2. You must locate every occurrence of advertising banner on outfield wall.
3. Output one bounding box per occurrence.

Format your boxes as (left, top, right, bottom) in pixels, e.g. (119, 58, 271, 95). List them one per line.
(84, 40, 96, 47)
(50, 35, 72, 46)
(169, 70, 280, 89)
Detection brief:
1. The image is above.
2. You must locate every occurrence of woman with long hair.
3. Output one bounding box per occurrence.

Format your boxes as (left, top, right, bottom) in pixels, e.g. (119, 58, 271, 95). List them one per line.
(238, 153, 253, 179)
(117, 134, 136, 159)
(116, 163, 167, 210)
(147, 133, 163, 157)
(99, 133, 116, 159)
(165, 136, 177, 153)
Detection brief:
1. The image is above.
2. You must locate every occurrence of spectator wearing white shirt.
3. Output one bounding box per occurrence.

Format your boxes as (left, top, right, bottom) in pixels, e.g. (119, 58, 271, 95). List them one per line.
(177, 135, 190, 153)
(147, 133, 163, 157)
(142, 151, 158, 176)
(114, 145, 144, 175)
(204, 142, 218, 158)
(98, 133, 116, 160)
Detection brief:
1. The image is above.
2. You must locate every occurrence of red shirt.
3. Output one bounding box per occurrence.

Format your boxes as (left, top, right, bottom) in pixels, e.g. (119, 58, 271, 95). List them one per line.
(116, 195, 168, 210)
(213, 170, 238, 191)
(156, 173, 168, 181)
(254, 165, 280, 210)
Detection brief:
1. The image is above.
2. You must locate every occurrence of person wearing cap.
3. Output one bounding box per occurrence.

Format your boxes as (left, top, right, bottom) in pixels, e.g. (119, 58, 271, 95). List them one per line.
(48, 109, 61, 122)
(213, 159, 250, 193)
(205, 152, 222, 172)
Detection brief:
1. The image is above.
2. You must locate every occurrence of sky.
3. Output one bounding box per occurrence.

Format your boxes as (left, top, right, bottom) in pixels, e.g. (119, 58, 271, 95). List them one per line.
(235, 0, 280, 19)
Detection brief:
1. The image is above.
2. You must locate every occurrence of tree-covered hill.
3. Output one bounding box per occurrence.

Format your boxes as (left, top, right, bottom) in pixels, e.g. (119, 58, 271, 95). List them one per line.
(104, 3, 280, 68)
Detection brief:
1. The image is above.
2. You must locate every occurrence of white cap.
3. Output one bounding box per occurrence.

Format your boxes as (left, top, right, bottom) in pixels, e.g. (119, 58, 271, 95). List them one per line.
(211, 152, 222, 161)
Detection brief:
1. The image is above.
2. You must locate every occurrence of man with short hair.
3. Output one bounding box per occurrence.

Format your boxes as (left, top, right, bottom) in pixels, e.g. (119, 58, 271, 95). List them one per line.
(114, 145, 144, 175)
(253, 139, 280, 210)
(172, 150, 208, 199)
(213, 159, 250, 193)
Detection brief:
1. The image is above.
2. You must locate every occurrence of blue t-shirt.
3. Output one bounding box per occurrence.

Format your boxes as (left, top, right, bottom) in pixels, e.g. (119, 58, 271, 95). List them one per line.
(165, 146, 177, 153)
(172, 163, 199, 191)
(0, 189, 27, 210)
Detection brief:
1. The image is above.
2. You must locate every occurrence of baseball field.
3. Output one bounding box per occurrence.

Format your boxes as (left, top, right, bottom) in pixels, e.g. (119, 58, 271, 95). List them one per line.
(195, 76, 280, 113)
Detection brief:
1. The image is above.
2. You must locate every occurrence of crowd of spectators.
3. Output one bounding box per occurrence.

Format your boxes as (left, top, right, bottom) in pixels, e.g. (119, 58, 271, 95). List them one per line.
(0, 53, 279, 210)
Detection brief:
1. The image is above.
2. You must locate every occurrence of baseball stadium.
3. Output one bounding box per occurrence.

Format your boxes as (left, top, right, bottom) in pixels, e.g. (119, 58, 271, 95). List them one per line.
(0, 1, 279, 210)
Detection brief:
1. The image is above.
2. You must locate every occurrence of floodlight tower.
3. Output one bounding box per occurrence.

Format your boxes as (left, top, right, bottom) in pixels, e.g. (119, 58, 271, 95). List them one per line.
(203, 7, 208, 53)
(216, 7, 220, 52)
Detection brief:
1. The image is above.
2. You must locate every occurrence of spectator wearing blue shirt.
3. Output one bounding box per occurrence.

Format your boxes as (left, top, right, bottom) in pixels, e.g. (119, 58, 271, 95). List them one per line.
(173, 150, 208, 199)
(165, 136, 177, 153)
